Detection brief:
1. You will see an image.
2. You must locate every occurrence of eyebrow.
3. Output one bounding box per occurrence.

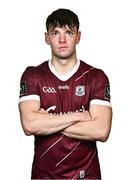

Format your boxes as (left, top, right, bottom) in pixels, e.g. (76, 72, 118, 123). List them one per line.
(49, 27, 77, 33)
(48, 24, 78, 32)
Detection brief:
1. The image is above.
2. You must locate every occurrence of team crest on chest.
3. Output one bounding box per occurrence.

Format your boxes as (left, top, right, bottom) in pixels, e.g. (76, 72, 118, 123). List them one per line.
(75, 85, 85, 96)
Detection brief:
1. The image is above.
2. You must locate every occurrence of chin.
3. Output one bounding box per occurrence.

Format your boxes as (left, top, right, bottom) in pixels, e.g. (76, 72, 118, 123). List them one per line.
(55, 53, 74, 60)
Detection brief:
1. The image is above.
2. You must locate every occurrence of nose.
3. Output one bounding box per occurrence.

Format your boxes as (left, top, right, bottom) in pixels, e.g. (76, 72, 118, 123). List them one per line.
(59, 34, 66, 43)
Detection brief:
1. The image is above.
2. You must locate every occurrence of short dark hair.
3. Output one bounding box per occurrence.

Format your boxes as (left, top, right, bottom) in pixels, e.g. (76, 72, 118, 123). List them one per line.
(46, 8, 79, 32)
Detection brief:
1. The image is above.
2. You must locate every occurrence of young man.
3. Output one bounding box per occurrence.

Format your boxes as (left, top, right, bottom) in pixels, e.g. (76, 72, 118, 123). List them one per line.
(19, 8, 112, 179)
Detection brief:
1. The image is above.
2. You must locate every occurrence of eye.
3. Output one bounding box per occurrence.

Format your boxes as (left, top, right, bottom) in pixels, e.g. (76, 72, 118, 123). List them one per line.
(50, 31, 59, 36)
(66, 31, 74, 36)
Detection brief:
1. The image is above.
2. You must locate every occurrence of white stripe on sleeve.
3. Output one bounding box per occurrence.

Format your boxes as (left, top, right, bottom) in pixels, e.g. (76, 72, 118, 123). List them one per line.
(90, 99, 112, 107)
(19, 95, 40, 103)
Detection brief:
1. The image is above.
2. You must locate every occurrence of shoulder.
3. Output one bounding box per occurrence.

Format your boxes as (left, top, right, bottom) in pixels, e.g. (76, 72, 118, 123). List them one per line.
(25, 60, 48, 73)
(21, 61, 49, 78)
(80, 60, 93, 70)
(79, 60, 109, 81)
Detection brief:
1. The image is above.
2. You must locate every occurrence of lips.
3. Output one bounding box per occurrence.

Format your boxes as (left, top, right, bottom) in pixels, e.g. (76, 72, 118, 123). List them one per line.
(59, 46, 68, 49)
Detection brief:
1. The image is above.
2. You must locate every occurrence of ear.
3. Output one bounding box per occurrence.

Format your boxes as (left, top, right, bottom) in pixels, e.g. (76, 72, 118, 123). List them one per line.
(45, 32, 50, 45)
(76, 31, 81, 44)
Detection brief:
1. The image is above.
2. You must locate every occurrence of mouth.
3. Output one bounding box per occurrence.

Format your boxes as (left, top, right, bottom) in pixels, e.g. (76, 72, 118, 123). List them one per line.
(59, 46, 68, 49)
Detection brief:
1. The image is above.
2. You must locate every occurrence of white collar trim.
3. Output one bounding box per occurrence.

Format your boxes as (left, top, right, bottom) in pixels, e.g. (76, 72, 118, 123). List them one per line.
(48, 59, 80, 81)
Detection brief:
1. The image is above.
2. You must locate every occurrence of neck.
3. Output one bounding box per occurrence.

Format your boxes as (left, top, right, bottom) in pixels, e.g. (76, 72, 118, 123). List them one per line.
(51, 56, 77, 76)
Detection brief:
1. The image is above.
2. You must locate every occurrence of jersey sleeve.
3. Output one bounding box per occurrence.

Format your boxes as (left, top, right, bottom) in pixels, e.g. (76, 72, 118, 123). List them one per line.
(90, 69, 111, 107)
(19, 67, 40, 103)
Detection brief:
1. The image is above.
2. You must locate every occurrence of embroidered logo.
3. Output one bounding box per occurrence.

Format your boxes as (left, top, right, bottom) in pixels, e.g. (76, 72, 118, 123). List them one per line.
(43, 87, 56, 93)
(75, 85, 85, 96)
(58, 85, 69, 90)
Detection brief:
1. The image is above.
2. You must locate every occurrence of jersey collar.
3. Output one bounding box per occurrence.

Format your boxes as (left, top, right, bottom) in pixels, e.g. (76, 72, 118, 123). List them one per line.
(48, 59, 80, 81)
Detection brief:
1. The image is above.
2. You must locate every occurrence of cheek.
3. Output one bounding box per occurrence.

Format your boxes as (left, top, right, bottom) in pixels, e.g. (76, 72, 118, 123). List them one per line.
(49, 40, 58, 48)
(68, 39, 77, 48)
(50, 42, 60, 52)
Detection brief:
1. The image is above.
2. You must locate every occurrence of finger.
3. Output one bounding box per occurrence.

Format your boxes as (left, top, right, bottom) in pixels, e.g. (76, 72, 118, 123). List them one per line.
(39, 108, 48, 113)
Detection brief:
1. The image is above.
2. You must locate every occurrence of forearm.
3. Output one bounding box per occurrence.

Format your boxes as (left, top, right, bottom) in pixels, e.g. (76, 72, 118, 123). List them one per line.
(61, 118, 111, 142)
(61, 106, 112, 142)
(29, 112, 77, 135)
(61, 120, 99, 141)
(60, 111, 98, 141)
(21, 110, 84, 136)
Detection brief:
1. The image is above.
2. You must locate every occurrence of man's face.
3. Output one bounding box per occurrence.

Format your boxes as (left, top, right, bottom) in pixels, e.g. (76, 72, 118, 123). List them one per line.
(45, 25, 81, 59)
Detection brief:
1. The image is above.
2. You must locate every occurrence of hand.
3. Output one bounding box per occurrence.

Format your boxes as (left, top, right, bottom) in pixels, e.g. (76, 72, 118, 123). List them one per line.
(75, 110, 92, 122)
(39, 108, 48, 114)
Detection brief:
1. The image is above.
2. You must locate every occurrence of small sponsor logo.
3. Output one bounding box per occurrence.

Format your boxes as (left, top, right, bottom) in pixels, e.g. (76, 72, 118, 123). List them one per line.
(58, 85, 69, 90)
(105, 85, 110, 100)
(75, 85, 85, 96)
(20, 81, 27, 96)
(79, 170, 85, 179)
(43, 87, 56, 93)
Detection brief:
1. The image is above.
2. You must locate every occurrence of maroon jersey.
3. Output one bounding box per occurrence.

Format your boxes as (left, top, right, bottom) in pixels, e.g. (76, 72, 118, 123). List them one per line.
(19, 60, 111, 179)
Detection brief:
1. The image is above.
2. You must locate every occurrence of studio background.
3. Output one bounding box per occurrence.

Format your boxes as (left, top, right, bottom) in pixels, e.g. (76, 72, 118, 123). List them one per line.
(0, 0, 130, 179)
